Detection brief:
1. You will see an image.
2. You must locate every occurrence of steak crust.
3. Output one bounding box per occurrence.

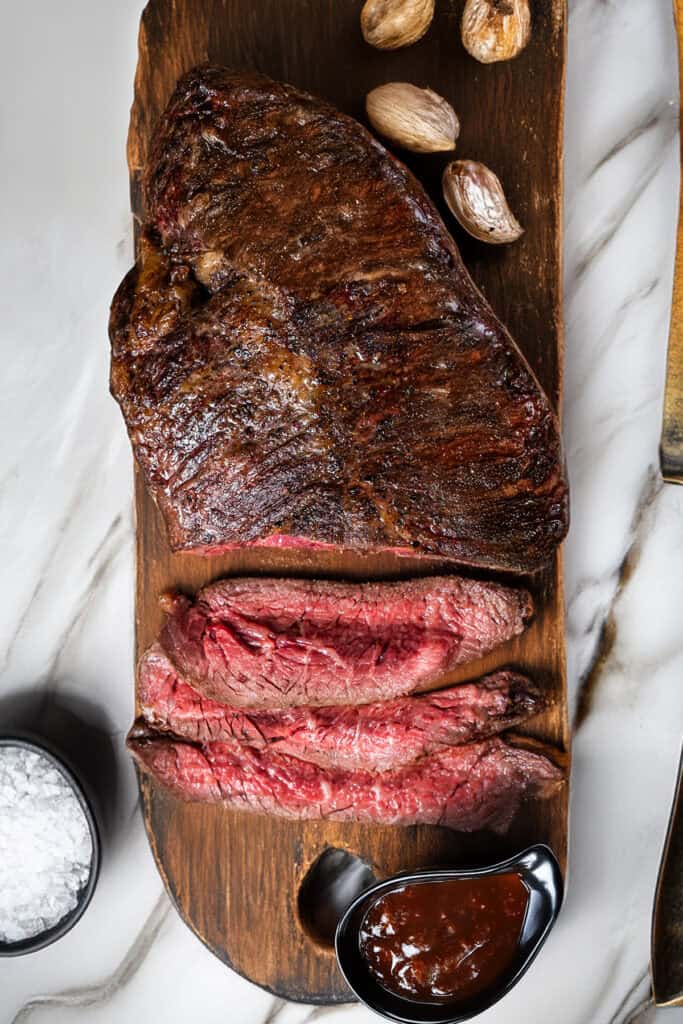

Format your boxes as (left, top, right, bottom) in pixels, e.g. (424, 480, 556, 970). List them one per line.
(109, 66, 568, 572)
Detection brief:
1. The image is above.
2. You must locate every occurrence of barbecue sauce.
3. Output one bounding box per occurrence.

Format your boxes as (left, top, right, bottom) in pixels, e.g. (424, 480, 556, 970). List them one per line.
(359, 873, 528, 1004)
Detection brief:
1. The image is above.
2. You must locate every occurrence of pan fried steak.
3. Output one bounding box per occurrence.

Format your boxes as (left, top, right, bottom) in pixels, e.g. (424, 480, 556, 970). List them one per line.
(137, 644, 545, 771)
(109, 66, 568, 572)
(128, 734, 562, 833)
(158, 576, 532, 707)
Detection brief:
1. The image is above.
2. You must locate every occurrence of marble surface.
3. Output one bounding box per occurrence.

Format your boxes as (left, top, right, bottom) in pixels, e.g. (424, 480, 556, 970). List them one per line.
(2, 0, 683, 1021)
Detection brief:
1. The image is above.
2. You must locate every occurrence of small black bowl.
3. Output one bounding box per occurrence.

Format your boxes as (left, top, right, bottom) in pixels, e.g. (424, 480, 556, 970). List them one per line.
(0, 734, 101, 956)
(335, 844, 563, 1023)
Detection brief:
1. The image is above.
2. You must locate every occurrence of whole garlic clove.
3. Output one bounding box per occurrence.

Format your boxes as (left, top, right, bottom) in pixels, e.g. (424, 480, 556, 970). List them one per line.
(361, 0, 435, 51)
(366, 83, 459, 154)
(442, 160, 523, 244)
(461, 0, 531, 64)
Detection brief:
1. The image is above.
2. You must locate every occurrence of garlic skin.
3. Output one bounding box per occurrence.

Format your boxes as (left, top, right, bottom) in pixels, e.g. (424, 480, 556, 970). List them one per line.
(361, 0, 435, 50)
(366, 83, 459, 154)
(461, 0, 531, 64)
(442, 160, 523, 244)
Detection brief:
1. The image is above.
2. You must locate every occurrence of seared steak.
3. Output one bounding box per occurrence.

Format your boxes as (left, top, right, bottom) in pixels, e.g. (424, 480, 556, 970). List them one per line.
(158, 576, 532, 707)
(109, 66, 568, 572)
(128, 734, 562, 833)
(137, 644, 544, 771)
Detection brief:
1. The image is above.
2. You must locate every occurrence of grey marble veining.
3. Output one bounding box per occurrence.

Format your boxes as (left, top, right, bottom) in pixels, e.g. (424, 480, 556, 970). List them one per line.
(2, 1, 683, 1021)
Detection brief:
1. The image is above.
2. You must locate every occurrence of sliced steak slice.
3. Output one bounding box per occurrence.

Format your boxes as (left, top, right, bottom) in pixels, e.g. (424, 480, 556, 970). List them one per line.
(109, 66, 568, 572)
(159, 575, 533, 707)
(137, 643, 545, 771)
(128, 734, 563, 834)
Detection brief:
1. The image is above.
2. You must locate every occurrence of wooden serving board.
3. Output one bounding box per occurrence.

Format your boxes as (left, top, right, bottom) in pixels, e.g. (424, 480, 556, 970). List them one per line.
(128, 0, 569, 1003)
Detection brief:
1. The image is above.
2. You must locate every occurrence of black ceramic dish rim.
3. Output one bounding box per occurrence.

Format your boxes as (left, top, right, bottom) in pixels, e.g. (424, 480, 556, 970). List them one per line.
(0, 733, 101, 957)
(335, 843, 564, 1024)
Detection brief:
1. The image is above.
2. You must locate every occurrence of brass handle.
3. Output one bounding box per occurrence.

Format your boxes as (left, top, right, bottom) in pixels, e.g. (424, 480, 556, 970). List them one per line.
(662, 0, 683, 483)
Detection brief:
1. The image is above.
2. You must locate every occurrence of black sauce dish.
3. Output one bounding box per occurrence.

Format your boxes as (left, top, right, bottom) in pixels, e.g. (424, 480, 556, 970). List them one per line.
(0, 734, 101, 957)
(335, 844, 563, 1024)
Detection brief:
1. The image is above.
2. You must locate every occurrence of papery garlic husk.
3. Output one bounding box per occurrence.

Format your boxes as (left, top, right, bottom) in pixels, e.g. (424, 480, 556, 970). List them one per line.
(361, 0, 435, 50)
(461, 0, 531, 64)
(366, 83, 459, 154)
(442, 160, 524, 244)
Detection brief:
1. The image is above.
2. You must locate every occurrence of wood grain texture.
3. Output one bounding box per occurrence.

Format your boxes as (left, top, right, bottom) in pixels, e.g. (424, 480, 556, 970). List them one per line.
(127, 0, 569, 1003)
(662, 0, 683, 484)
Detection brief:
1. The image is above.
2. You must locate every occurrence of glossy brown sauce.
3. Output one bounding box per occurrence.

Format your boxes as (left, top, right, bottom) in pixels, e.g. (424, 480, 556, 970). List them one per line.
(359, 873, 528, 1003)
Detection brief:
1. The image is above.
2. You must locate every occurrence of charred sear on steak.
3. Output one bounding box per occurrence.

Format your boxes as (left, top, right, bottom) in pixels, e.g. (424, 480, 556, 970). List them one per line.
(156, 575, 533, 707)
(110, 66, 569, 571)
(137, 643, 546, 771)
(128, 733, 563, 834)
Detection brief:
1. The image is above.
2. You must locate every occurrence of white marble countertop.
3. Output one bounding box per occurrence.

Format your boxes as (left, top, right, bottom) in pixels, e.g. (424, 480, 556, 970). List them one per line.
(2, 1, 683, 1021)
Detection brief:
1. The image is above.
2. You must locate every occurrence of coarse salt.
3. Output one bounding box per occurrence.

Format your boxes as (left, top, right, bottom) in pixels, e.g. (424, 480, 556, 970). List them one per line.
(0, 745, 93, 943)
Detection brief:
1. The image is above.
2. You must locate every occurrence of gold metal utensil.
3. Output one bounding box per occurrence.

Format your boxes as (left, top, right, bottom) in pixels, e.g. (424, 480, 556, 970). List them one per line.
(662, 0, 683, 483)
